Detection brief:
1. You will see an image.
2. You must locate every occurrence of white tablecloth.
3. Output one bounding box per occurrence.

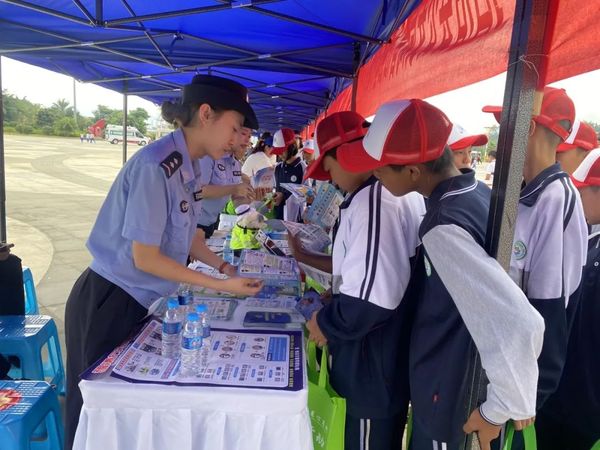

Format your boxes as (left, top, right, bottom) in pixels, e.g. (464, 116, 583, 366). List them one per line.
(74, 301, 313, 450)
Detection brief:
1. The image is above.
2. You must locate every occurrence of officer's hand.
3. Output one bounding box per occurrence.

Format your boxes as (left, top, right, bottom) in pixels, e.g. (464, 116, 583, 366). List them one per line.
(221, 277, 263, 296)
(233, 183, 256, 201)
(513, 417, 535, 430)
(463, 408, 502, 450)
(273, 192, 284, 206)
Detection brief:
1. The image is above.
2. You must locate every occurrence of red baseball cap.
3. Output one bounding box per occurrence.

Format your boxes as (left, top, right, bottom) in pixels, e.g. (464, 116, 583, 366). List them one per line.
(337, 99, 453, 172)
(448, 123, 488, 150)
(557, 120, 598, 153)
(482, 87, 575, 140)
(272, 128, 295, 156)
(304, 111, 369, 181)
(572, 148, 600, 188)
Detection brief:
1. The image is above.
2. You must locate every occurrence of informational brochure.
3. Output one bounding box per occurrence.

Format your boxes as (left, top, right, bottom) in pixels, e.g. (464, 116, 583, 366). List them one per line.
(243, 296, 298, 309)
(82, 319, 304, 391)
(304, 183, 343, 231)
(282, 221, 331, 253)
(280, 183, 312, 199)
(298, 262, 332, 290)
(237, 249, 300, 280)
(252, 166, 276, 190)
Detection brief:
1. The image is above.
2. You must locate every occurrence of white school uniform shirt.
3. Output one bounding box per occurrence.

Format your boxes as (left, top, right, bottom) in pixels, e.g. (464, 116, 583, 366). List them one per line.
(331, 178, 425, 308)
(241, 152, 274, 178)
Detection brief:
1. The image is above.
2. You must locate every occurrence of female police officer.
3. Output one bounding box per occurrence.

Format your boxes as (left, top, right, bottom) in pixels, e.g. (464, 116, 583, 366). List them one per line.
(64, 75, 262, 449)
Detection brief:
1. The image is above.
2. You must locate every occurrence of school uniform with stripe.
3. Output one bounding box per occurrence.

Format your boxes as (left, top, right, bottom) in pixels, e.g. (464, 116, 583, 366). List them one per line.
(410, 170, 544, 448)
(535, 231, 600, 449)
(509, 163, 588, 409)
(317, 176, 425, 450)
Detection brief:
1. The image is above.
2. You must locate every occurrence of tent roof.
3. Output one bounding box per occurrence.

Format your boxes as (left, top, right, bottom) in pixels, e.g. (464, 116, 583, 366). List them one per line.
(0, 0, 422, 131)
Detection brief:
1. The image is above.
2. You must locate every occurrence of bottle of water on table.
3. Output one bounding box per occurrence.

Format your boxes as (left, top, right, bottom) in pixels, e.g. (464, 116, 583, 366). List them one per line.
(180, 313, 202, 377)
(161, 298, 182, 359)
(177, 283, 194, 315)
(196, 304, 212, 369)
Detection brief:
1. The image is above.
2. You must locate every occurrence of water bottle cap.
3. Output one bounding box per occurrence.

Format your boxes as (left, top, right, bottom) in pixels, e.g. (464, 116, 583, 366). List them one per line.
(167, 298, 179, 309)
(186, 312, 199, 322)
(196, 304, 208, 313)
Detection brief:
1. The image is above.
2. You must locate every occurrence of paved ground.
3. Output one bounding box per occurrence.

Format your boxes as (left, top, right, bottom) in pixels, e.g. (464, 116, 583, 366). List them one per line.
(4, 134, 140, 354)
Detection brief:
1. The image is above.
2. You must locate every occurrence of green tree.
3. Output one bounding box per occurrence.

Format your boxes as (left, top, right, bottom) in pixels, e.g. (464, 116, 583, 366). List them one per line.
(51, 98, 72, 118)
(128, 107, 150, 134)
(92, 105, 114, 122)
(53, 117, 78, 136)
(36, 108, 57, 128)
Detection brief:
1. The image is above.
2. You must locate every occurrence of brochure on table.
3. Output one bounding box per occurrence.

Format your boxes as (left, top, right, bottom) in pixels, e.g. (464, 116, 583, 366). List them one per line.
(82, 319, 304, 391)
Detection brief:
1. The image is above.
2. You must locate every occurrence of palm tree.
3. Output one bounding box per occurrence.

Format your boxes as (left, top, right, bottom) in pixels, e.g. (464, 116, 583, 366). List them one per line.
(51, 99, 71, 117)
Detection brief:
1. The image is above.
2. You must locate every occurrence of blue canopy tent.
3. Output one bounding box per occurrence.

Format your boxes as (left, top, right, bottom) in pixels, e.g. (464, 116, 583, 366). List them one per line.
(0, 1, 578, 449)
(0, 0, 422, 131)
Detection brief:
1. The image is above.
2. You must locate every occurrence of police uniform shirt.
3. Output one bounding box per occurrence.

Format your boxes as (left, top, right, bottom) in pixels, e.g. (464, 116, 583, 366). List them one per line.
(197, 154, 242, 227)
(316, 177, 426, 418)
(87, 128, 202, 308)
(509, 163, 588, 408)
(411, 170, 544, 443)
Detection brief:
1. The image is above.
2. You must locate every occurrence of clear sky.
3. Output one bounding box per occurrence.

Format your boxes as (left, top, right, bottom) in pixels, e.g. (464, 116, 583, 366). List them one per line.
(2, 56, 598, 133)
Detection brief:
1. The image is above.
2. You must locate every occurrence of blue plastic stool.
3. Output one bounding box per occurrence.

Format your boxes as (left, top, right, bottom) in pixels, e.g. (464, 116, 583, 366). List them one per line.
(0, 316, 65, 395)
(0, 380, 64, 450)
(23, 267, 39, 315)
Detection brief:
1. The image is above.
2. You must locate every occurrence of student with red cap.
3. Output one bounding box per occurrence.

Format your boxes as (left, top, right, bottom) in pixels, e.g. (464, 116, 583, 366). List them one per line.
(484, 87, 588, 417)
(296, 111, 425, 450)
(447, 123, 488, 170)
(535, 148, 600, 450)
(338, 98, 544, 450)
(556, 119, 598, 174)
(271, 127, 305, 220)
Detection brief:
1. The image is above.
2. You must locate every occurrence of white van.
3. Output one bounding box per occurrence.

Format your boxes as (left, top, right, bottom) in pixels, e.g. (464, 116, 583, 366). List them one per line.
(105, 125, 149, 146)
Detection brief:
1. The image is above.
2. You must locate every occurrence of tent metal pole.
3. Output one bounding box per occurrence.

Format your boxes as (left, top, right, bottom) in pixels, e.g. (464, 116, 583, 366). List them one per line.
(0, 0, 90, 25)
(350, 42, 360, 112)
(95, 0, 102, 23)
(462, 0, 554, 448)
(105, 0, 281, 26)
(0, 57, 6, 242)
(72, 0, 95, 24)
(122, 81, 128, 166)
(237, 4, 384, 44)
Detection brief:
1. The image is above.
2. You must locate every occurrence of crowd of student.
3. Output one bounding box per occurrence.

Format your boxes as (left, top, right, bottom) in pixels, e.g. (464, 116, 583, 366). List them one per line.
(58, 74, 598, 450)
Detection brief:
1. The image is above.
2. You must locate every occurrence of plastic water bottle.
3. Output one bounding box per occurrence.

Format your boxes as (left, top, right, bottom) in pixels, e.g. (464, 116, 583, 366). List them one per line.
(177, 283, 194, 315)
(161, 298, 182, 359)
(223, 236, 234, 264)
(196, 304, 212, 369)
(180, 313, 202, 377)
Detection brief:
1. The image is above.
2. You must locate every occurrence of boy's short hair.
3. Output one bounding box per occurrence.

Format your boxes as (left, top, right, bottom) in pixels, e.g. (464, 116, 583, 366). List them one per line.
(390, 146, 454, 174)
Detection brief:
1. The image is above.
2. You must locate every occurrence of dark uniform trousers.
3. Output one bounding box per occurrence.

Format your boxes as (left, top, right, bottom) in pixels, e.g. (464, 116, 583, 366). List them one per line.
(64, 268, 147, 450)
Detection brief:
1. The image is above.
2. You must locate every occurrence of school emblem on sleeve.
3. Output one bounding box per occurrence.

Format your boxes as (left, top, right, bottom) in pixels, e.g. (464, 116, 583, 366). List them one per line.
(291, 175, 298, 182)
(180, 200, 189, 213)
(424, 255, 432, 277)
(513, 240, 527, 260)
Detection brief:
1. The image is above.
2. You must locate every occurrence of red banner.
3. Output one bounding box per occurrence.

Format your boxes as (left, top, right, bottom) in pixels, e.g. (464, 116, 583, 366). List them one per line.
(308, 0, 600, 130)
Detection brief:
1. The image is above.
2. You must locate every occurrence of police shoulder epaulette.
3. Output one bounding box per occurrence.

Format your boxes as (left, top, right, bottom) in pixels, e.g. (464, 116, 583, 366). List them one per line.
(160, 151, 183, 178)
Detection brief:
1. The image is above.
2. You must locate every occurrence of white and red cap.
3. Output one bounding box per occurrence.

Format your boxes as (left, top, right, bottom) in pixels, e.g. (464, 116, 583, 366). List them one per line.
(302, 139, 317, 155)
(557, 120, 598, 153)
(482, 86, 575, 140)
(336, 99, 453, 172)
(304, 111, 369, 181)
(447, 123, 488, 151)
(272, 128, 295, 156)
(572, 148, 600, 188)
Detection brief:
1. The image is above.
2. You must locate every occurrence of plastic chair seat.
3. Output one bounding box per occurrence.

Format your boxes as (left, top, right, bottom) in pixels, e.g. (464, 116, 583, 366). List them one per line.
(0, 316, 65, 395)
(0, 380, 64, 450)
